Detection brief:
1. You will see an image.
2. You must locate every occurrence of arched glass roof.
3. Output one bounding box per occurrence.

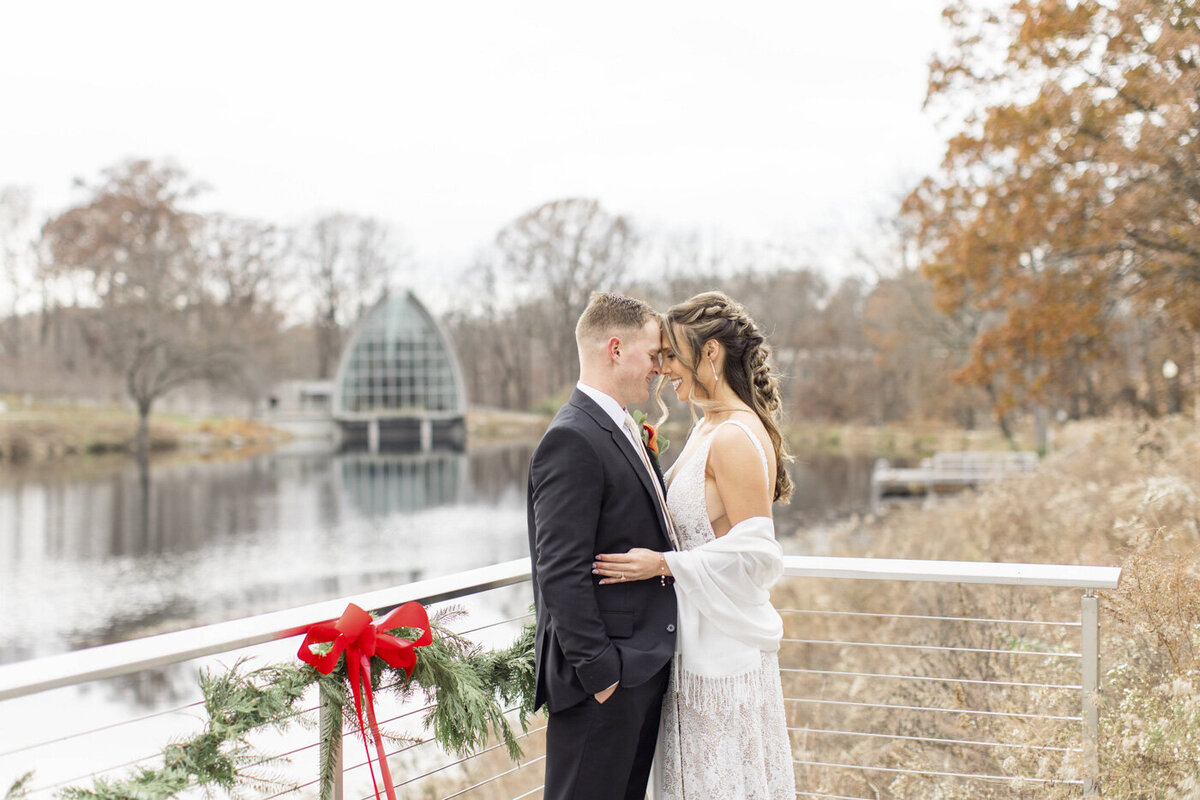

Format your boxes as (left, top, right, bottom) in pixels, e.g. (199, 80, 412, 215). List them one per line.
(333, 291, 466, 416)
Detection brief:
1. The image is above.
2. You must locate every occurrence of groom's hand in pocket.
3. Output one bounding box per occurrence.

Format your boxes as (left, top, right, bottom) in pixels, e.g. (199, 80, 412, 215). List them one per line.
(594, 681, 618, 704)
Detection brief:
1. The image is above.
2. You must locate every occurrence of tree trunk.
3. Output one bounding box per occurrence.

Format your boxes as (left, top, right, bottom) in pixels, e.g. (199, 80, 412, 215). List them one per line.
(985, 383, 1017, 447)
(1192, 329, 1200, 423)
(38, 286, 50, 346)
(1034, 405, 1050, 455)
(134, 401, 152, 457)
(316, 322, 340, 379)
(0, 315, 18, 358)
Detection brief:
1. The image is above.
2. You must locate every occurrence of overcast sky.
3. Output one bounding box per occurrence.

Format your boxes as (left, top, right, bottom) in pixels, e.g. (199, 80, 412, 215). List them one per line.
(1, 1, 951, 303)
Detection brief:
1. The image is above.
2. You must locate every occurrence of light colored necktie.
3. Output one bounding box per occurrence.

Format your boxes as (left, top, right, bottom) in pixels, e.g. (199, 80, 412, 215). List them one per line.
(624, 413, 680, 549)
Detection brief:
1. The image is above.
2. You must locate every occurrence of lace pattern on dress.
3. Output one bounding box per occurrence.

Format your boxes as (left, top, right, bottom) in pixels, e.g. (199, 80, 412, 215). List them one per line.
(658, 418, 793, 799)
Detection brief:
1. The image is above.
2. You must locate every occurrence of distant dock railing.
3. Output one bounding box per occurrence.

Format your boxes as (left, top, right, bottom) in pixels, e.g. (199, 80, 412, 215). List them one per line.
(0, 555, 1119, 799)
(871, 450, 1039, 511)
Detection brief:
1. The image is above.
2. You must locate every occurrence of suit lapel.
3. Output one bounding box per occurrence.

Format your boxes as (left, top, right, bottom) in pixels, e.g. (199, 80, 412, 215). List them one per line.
(649, 446, 667, 492)
(569, 390, 671, 543)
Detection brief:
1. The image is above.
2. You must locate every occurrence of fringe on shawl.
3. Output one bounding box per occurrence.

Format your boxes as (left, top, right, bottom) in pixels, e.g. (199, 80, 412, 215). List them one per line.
(674, 656, 776, 715)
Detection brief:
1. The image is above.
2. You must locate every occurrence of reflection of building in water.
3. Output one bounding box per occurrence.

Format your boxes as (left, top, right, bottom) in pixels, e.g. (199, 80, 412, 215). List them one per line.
(338, 451, 467, 516)
(266, 291, 468, 450)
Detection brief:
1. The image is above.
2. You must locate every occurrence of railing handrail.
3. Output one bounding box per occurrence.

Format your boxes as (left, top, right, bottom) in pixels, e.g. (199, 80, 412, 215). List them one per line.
(0, 554, 1120, 703)
(785, 555, 1121, 589)
(0, 558, 532, 703)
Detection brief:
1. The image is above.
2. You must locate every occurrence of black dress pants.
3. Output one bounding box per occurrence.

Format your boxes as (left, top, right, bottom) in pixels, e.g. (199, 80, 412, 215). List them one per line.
(543, 662, 671, 800)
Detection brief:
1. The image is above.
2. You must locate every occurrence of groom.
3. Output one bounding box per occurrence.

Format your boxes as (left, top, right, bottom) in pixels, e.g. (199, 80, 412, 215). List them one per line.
(527, 292, 678, 800)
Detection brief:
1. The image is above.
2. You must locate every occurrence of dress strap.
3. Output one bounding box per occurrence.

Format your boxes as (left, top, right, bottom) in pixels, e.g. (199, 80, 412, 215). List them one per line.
(713, 419, 770, 483)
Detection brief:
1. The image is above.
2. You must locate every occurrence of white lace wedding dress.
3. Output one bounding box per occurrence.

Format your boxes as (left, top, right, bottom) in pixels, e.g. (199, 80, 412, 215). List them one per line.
(657, 419, 794, 799)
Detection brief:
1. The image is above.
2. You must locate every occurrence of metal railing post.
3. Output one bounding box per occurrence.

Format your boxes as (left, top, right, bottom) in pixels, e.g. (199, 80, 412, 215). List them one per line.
(1081, 590, 1099, 796)
(869, 458, 885, 513)
(319, 683, 344, 800)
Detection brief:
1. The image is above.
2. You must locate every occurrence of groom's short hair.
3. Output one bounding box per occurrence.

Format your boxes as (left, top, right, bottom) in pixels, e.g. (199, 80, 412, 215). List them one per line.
(575, 292, 658, 347)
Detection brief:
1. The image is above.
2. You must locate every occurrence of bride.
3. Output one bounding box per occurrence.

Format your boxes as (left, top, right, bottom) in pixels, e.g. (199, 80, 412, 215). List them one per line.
(593, 291, 794, 798)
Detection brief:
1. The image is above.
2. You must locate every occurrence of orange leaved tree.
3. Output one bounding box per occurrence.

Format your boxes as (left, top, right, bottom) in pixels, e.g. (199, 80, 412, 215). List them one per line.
(906, 0, 1200, 424)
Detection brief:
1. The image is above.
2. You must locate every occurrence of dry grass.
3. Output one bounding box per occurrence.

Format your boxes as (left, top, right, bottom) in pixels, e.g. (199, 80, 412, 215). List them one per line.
(0, 403, 288, 463)
(465, 409, 550, 446)
(366, 719, 546, 800)
(771, 417, 1200, 798)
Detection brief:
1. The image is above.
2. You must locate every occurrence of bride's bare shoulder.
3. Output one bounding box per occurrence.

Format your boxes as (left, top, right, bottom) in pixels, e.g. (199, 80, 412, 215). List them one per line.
(709, 421, 766, 472)
(707, 420, 773, 517)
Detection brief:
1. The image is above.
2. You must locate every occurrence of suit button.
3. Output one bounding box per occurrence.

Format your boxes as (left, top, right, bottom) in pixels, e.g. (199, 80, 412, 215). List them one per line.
(666, 624, 676, 633)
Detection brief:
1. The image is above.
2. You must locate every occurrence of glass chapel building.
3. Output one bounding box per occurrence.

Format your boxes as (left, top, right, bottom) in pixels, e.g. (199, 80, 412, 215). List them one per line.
(331, 291, 467, 450)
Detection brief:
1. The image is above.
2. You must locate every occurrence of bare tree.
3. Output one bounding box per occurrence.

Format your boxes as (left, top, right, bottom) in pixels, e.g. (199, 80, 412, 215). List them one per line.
(202, 214, 291, 400)
(350, 217, 400, 320)
(302, 213, 400, 378)
(0, 186, 35, 358)
(204, 214, 288, 318)
(41, 160, 244, 454)
(496, 198, 635, 392)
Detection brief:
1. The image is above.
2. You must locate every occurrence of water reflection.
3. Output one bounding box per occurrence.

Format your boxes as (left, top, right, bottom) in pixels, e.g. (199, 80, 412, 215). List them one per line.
(0, 443, 534, 668)
(339, 451, 467, 516)
(779, 452, 876, 530)
(0, 440, 870, 670)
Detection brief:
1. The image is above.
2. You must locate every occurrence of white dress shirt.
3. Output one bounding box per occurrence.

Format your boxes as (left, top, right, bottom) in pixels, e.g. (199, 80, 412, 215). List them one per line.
(576, 381, 641, 451)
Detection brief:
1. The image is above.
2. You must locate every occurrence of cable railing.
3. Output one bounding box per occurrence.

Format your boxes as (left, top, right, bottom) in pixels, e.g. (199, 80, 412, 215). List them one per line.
(781, 556, 1118, 798)
(0, 559, 539, 800)
(0, 555, 1119, 799)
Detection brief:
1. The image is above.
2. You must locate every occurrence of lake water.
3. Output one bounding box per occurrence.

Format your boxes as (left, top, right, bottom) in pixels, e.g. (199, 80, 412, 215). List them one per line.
(0, 440, 873, 666)
(0, 439, 874, 794)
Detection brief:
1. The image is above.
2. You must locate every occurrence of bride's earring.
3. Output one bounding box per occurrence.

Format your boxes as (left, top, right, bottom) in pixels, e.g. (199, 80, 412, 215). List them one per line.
(708, 354, 720, 386)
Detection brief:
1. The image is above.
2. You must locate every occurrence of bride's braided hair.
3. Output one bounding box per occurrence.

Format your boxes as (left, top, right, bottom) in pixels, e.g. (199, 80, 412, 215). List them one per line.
(663, 292, 794, 503)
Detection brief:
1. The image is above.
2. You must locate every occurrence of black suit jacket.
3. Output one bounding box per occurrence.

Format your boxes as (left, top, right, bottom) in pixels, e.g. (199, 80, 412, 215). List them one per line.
(527, 388, 678, 713)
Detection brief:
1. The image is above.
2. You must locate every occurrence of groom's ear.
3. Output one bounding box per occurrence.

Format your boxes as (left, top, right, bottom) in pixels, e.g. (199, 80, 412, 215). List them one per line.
(607, 336, 621, 362)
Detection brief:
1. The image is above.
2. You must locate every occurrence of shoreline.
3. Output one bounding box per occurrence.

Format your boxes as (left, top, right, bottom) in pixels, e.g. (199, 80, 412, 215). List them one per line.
(0, 406, 289, 464)
(0, 400, 1027, 469)
(0, 404, 554, 467)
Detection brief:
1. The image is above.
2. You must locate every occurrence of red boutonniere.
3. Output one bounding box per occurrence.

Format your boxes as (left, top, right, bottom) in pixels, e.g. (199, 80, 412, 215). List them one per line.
(631, 409, 670, 462)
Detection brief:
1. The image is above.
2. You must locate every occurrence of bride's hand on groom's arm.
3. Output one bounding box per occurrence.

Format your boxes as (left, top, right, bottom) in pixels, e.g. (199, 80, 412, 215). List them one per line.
(593, 548, 671, 584)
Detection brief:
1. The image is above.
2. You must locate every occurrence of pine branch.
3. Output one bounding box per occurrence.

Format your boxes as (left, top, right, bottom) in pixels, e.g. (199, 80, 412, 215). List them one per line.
(50, 616, 537, 799)
(3, 773, 32, 800)
(58, 660, 312, 800)
(317, 679, 344, 800)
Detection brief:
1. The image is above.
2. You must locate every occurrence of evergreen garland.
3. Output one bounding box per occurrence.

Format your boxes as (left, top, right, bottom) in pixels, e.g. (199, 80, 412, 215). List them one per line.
(5, 614, 536, 800)
(316, 677, 345, 800)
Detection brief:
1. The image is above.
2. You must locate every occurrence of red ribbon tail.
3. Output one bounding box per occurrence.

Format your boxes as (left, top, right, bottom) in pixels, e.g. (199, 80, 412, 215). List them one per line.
(362, 655, 398, 800)
(347, 652, 382, 800)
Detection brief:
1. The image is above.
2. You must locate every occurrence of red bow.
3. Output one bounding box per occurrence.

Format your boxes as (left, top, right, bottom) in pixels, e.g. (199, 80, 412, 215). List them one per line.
(298, 602, 433, 800)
